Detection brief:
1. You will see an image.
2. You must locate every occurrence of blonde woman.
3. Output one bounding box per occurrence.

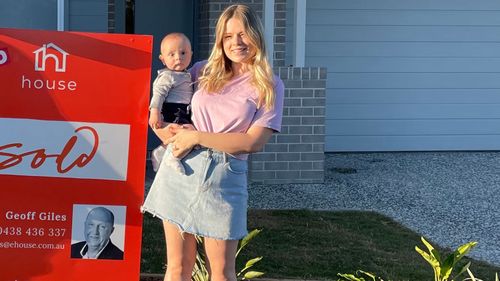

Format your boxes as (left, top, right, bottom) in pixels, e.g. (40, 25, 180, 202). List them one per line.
(142, 4, 284, 281)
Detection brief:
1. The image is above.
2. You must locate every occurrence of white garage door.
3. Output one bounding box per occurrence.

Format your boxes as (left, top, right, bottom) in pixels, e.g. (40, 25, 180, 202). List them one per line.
(306, 0, 500, 151)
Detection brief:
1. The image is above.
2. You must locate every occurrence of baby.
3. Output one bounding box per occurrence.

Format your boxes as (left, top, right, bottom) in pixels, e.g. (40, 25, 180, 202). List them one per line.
(149, 32, 193, 174)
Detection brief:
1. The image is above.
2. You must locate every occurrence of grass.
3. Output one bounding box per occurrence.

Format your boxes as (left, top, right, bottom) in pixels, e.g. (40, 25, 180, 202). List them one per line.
(141, 209, 500, 280)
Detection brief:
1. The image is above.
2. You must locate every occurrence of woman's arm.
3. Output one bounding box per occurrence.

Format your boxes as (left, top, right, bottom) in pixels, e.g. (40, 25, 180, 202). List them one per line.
(166, 126, 274, 157)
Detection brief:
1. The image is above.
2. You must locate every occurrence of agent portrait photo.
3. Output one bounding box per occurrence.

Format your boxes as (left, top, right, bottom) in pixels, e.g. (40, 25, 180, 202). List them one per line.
(70, 205, 126, 260)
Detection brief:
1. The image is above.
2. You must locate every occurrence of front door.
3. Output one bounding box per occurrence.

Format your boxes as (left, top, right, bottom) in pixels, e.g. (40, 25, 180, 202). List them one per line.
(133, 0, 196, 149)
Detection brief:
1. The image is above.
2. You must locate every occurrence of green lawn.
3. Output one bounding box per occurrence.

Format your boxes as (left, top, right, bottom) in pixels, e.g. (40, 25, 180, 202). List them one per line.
(141, 209, 500, 280)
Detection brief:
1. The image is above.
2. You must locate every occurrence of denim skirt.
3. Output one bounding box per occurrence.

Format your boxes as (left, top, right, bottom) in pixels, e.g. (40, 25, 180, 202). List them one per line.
(141, 146, 248, 240)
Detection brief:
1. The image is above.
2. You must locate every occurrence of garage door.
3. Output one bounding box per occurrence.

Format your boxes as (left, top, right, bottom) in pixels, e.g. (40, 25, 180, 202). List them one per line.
(306, 0, 500, 151)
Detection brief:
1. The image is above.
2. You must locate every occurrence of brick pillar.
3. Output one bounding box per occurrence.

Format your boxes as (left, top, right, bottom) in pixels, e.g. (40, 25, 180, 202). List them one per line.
(273, 0, 286, 67)
(198, 0, 263, 59)
(249, 67, 326, 184)
(199, 0, 289, 66)
(108, 0, 115, 33)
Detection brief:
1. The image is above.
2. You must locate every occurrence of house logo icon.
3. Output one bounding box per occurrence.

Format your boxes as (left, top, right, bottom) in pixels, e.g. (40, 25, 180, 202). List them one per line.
(33, 43, 69, 72)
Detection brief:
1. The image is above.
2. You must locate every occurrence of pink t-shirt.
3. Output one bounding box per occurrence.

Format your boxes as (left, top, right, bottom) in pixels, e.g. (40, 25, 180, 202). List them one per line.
(189, 61, 284, 159)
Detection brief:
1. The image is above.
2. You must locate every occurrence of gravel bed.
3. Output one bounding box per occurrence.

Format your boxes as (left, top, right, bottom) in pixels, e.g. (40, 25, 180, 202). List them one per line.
(248, 152, 500, 266)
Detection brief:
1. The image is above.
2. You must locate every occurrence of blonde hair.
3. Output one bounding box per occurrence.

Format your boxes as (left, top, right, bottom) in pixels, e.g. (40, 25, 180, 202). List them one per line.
(198, 4, 275, 109)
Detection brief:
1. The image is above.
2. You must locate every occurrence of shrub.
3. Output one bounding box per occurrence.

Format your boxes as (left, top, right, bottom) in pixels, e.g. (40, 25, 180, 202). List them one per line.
(337, 237, 498, 281)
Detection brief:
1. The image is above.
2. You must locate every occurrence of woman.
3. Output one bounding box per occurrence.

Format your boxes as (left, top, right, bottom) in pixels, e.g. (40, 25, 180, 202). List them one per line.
(142, 4, 284, 281)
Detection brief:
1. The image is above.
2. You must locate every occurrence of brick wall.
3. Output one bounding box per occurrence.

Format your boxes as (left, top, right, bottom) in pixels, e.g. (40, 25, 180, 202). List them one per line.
(249, 67, 326, 184)
(199, 0, 326, 184)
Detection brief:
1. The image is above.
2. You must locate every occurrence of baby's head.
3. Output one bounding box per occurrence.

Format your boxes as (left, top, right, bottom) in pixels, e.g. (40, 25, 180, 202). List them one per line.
(159, 33, 192, 71)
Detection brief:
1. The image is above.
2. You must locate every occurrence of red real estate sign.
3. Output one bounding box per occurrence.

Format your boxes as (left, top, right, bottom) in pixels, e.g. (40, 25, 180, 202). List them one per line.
(0, 28, 152, 280)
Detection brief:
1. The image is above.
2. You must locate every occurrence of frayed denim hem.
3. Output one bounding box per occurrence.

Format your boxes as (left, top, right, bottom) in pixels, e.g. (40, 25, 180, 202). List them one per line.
(141, 206, 247, 241)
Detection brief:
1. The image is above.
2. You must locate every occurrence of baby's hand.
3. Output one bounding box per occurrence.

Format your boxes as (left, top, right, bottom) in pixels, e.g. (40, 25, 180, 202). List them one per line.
(149, 109, 162, 129)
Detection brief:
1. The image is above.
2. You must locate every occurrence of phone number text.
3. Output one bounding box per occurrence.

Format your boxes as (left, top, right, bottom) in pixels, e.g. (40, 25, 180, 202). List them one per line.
(0, 226, 66, 237)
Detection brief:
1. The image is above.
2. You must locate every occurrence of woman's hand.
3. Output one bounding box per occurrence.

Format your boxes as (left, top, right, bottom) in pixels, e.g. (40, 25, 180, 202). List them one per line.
(152, 123, 182, 143)
(166, 129, 200, 158)
(169, 123, 196, 134)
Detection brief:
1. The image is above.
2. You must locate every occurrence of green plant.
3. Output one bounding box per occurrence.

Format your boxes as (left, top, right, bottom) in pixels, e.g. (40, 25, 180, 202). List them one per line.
(192, 229, 264, 281)
(415, 237, 476, 281)
(338, 236, 481, 281)
(337, 270, 387, 281)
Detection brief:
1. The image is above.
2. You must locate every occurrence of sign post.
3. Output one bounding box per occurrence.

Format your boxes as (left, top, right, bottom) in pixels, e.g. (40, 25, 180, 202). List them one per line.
(0, 28, 152, 281)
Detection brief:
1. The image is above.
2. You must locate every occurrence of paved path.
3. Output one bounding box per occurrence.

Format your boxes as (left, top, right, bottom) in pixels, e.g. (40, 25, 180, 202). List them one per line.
(248, 152, 500, 266)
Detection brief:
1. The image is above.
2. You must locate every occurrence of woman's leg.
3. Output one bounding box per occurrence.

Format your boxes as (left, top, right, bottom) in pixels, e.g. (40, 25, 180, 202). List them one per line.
(204, 238, 239, 281)
(163, 221, 197, 281)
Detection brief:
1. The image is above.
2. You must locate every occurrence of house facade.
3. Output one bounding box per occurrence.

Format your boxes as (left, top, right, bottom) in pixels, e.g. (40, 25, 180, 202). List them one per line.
(1, 0, 326, 184)
(3, 0, 499, 183)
